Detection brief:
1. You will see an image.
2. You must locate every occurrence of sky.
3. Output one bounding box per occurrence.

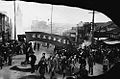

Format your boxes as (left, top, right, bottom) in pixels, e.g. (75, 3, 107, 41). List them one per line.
(0, 1, 111, 36)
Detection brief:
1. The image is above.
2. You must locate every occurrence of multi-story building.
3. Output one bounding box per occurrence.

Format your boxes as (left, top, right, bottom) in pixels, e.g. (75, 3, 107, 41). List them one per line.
(63, 21, 120, 47)
(94, 21, 120, 40)
(62, 22, 89, 44)
(0, 13, 12, 42)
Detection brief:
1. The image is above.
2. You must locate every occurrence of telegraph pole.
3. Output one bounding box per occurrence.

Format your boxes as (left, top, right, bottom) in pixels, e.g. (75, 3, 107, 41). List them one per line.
(89, 10, 100, 45)
(51, 5, 53, 34)
(91, 10, 95, 45)
(14, 0, 16, 40)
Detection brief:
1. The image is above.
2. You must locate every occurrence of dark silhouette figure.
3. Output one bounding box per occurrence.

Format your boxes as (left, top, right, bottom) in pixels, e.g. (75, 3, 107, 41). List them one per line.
(37, 43, 40, 51)
(34, 42, 37, 50)
(0, 56, 3, 69)
(29, 52, 37, 73)
(79, 57, 86, 69)
(41, 53, 46, 60)
(26, 42, 33, 63)
(8, 49, 12, 66)
(88, 54, 94, 75)
(37, 59, 47, 79)
(73, 66, 88, 79)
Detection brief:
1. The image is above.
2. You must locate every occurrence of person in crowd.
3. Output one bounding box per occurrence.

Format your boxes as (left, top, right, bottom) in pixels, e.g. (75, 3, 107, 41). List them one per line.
(79, 64, 88, 79)
(3, 51, 7, 64)
(23, 42, 29, 63)
(48, 56, 53, 74)
(34, 42, 37, 50)
(54, 54, 59, 72)
(61, 56, 67, 79)
(16, 44, 22, 55)
(73, 64, 88, 79)
(70, 56, 75, 74)
(41, 53, 46, 60)
(8, 49, 12, 66)
(103, 56, 109, 73)
(0, 56, 3, 69)
(41, 53, 48, 72)
(80, 57, 86, 69)
(37, 43, 40, 51)
(29, 51, 37, 73)
(26, 42, 33, 63)
(37, 55, 47, 79)
(50, 56, 57, 79)
(88, 54, 94, 75)
(47, 55, 52, 71)
(23, 42, 27, 54)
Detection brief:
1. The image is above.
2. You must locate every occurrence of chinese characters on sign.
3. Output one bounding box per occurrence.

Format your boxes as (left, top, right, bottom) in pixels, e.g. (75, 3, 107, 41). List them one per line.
(25, 32, 71, 46)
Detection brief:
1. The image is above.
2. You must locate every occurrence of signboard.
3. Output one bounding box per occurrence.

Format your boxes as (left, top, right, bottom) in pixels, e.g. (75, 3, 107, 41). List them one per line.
(94, 32, 109, 37)
(94, 32, 120, 40)
(17, 34, 26, 42)
(25, 32, 72, 47)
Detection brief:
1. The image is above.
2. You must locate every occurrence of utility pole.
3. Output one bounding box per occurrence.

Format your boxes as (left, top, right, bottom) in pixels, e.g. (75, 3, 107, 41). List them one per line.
(51, 5, 53, 34)
(91, 10, 95, 45)
(89, 10, 100, 45)
(76, 24, 79, 43)
(14, 0, 16, 40)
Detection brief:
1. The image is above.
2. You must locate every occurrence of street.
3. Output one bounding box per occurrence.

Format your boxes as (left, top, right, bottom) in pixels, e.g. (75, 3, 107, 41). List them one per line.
(0, 46, 104, 79)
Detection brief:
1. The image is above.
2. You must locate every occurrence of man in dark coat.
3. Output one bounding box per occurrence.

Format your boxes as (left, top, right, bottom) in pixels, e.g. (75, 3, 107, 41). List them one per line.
(0, 56, 3, 69)
(33, 42, 36, 50)
(79, 57, 86, 69)
(29, 52, 37, 73)
(37, 58, 47, 79)
(37, 43, 40, 51)
(26, 42, 33, 63)
(8, 49, 13, 66)
(88, 54, 94, 75)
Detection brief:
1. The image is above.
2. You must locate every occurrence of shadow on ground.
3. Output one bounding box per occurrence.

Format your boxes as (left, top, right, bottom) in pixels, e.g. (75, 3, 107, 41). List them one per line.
(10, 62, 120, 79)
(87, 62, 120, 79)
(10, 65, 34, 72)
(18, 75, 41, 79)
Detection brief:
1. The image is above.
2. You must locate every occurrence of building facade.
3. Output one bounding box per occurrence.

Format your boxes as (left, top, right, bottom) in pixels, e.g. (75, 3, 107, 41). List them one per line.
(62, 22, 89, 44)
(0, 13, 12, 42)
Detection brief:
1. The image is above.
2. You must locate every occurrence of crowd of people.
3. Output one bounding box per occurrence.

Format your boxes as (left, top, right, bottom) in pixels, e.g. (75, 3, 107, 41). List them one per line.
(26, 40, 120, 79)
(0, 40, 24, 69)
(0, 39, 120, 79)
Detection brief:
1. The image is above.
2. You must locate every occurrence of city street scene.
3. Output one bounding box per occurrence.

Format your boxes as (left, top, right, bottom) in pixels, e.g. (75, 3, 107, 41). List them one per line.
(0, 1, 120, 79)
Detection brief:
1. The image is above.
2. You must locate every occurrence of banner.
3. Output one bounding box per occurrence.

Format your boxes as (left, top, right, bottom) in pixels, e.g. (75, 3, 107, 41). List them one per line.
(25, 32, 72, 47)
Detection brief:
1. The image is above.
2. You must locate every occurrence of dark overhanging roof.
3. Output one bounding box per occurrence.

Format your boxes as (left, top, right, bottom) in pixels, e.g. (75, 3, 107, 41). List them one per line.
(5, 0, 120, 28)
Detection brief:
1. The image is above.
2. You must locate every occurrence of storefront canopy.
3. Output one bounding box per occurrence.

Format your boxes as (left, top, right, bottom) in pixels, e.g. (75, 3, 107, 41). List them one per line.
(104, 40, 120, 45)
(6, 0, 120, 30)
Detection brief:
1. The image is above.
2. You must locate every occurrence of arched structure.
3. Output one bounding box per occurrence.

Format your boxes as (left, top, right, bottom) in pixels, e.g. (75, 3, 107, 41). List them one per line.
(25, 32, 72, 48)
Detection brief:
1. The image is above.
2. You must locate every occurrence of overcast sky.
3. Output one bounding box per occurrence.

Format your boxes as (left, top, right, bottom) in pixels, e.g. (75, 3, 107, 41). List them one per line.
(0, 1, 111, 35)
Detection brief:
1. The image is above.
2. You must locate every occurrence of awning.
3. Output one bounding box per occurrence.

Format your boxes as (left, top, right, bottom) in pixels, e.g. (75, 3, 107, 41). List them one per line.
(104, 40, 120, 45)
